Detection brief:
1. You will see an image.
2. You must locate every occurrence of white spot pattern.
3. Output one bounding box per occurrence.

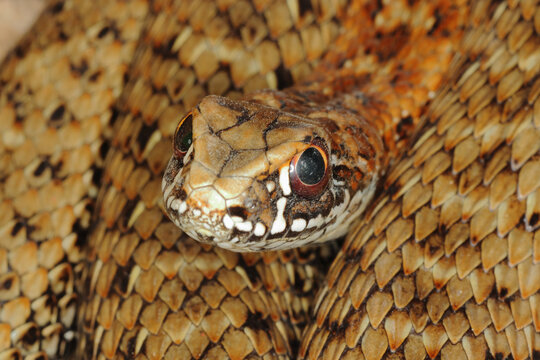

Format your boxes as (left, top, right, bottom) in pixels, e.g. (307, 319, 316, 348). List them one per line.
(223, 214, 234, 229)
(291, 218, 307, 232)
(254, 222, 266, 236)
(270, 197, 287, 234)
(279, 165, 291, 195)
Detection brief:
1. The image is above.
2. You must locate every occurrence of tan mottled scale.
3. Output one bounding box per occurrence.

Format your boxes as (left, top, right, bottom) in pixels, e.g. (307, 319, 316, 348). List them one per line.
(300, 1, 540, 359)
(0, 0, 149, 357)
(2, 0, 539, 359)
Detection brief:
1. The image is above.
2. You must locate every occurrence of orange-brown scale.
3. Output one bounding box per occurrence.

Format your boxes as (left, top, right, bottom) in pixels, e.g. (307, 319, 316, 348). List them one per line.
(300, 0, 540, 359)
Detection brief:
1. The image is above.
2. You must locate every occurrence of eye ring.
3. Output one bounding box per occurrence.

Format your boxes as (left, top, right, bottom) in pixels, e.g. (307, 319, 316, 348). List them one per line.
(289, 138, 330, 198)
(173, 112, 193, 157)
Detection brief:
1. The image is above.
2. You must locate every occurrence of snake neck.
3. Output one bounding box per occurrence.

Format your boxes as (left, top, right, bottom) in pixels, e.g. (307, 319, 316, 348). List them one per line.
(162, 0, 472, 251)
(292, 0, 471, 159)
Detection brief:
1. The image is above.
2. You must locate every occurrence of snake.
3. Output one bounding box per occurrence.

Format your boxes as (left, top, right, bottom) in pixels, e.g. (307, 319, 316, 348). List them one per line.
(0, 0, 538, 359)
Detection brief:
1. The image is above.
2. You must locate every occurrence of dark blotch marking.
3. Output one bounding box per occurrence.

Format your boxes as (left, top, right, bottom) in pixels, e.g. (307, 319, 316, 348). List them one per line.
(126, 335, 137, 358)
(70, 59, 89, 75)
(71, 220, 89, 249)
(333, 165, 352, 182)
(119, 199, 138, 232)
(334, 189, 345, 207)
(33, 161, 48, 177)
(91, 167, 103, 187)
(89, 70, 102, 82)
(123, 72, 129, 85)
(1, 277, 13, 290)
(529, 213, 539, 227)
(428, 9, 442, 35)
(136, 123, 154, 153)
(396, 115, 414, 140)
(229, 206, 249, 219)
(45, 295, 56, 310)
(371, 26, 410, 61)
(113, 264, 131, 296)
(52, 159, 63, 174)
(11, 221, 24, 237)
(63, 338, 77, 358)
(275, 64, 294, 89)
(170, 186, 188, 202)
(97, 26, 111, 39)
(21, 325, 38, 346)
(298, 0, 313, 16)
(109, 107, 120, 126)
(427, 242, 442, 257)
(402, 116, 413, 125)
(58, 31, 68, 41)
(237, 256, 261, 284)
(244, 312, 271, 332)
(56, 266, 72, 286)
(235, 110, 253, 126)
(99, 141, 110, 160)
(289, 338, 300, 358)
(14, 45, 26, 58)
(151, 36, 179, 59)
(498, 287, 508, 298)
(50, 2, 64, 13)
(50, 105, 65, 122)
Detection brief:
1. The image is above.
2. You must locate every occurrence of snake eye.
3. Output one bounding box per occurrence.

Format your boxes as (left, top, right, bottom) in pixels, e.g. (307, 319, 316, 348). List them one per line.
(174, 112, 193, 157)
(289, 138, 330, 198)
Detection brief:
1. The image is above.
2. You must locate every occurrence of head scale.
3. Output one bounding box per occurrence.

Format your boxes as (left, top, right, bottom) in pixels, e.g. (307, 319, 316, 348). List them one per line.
(162, 91, 384, 252)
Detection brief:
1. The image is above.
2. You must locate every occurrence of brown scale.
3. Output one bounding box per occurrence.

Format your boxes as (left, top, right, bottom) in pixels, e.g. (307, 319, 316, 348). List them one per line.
(1, 0, 538, 360)
(300, 0, 540, 359)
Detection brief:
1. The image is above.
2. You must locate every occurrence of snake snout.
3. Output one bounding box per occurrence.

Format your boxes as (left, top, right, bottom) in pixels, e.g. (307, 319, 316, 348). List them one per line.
(163, 178, 267, 251)
(163, 148, 268, 251)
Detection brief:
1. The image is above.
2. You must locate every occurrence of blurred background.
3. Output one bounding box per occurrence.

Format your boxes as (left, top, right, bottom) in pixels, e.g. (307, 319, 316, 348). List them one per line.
(0, 0, 46, 61)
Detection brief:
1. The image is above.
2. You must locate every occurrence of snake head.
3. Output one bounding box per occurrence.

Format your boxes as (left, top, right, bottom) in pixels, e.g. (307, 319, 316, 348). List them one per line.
(162, 92, 384, 252)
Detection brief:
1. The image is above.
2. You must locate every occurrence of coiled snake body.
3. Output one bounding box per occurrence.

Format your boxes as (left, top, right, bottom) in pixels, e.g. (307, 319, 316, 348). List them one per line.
(0, 0, 538, 359)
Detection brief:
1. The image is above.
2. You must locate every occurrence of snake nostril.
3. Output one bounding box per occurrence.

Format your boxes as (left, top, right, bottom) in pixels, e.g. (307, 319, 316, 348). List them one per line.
(228, 205, 249, 219)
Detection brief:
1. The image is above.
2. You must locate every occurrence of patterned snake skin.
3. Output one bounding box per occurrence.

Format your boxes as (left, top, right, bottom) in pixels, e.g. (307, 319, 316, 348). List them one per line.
(0, 0, 538, 359)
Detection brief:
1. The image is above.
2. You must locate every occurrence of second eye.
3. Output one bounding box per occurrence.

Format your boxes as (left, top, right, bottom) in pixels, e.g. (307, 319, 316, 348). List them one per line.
(289, 139, 330, 198)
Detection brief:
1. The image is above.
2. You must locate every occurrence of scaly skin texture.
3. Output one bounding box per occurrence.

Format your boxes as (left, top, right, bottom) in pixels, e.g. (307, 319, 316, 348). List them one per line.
(300, 1, 540, 359)
(162, 0, 468, 252)
(0, 1, 537, 360)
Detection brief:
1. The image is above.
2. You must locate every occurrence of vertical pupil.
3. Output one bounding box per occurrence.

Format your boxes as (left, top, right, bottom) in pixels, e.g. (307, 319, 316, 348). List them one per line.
(297, 147, 325, 185)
